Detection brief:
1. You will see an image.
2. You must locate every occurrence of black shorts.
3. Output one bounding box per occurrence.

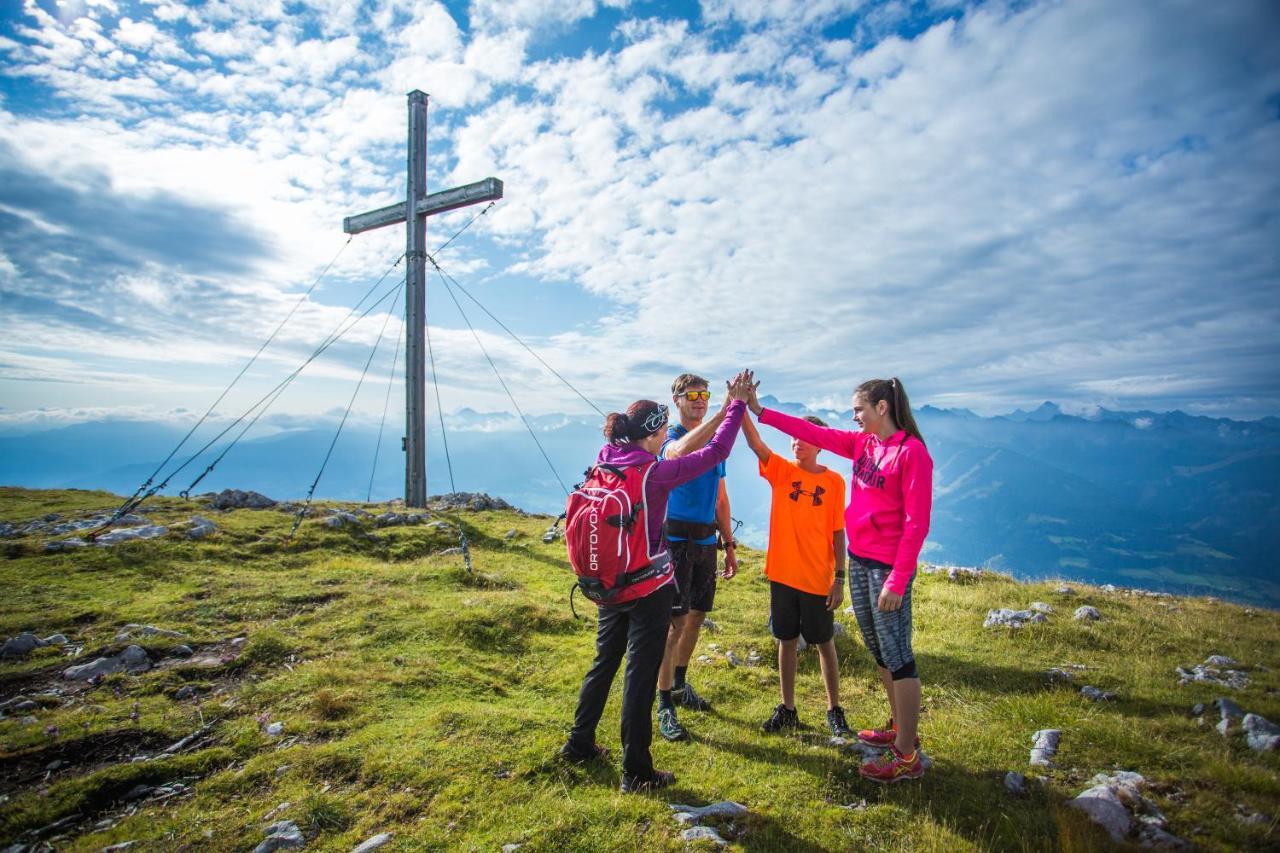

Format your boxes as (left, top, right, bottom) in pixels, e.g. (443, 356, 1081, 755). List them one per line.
(769, 581, 834, 645)
(669, 538, 717, 616)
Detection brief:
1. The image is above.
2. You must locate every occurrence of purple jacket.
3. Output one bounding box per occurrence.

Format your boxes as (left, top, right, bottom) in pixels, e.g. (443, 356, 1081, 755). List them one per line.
(594, 399, 746, 580)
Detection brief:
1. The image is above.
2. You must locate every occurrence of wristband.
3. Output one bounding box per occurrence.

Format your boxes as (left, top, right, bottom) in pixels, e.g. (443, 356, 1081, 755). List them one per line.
(719, 539, 736, 551)
(834, 571, 846, 580)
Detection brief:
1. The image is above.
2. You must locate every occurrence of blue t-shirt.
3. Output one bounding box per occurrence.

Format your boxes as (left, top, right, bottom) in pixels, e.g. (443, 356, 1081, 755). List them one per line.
(662, 423, 725, 545)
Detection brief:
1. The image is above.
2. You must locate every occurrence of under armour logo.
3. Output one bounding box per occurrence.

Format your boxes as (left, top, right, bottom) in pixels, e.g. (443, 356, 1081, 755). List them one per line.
(789, 482, 824, 505)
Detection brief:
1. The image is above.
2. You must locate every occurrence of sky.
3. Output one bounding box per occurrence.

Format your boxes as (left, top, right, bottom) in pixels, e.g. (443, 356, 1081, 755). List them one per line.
(1, 0, 1278, 438)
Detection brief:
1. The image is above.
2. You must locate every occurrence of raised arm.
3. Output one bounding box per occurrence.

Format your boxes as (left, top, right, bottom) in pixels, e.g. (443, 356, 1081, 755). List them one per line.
(757, 407, 862, 460)
(650, 400, 746, 486)
(663, 404, 728, 459)
(740, 411, 772, 465)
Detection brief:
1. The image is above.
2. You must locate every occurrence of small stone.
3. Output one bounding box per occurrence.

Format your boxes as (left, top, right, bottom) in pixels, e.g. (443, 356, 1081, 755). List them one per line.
(667, 801, 748, 821)
(702, 618, 718, 632)
(41, 634, 68, 645)
(1073, 606, 1101, 621)
(504, 529, 518, 540)
(265, 722, 284, 737)
(1204, 655, 1239, 667)
(211, 489, 277, 510)
(501, 845, 522, 853)
(725, 651, 742, 667)
(1029, 602, 1054, 614)
(1190, 703, 1205, 716)
(746, 650, 763, 666)
(187, 516, 217, 540)
(1101, 584, 1117, 593)
(1242, 713, 1280, 751)
(696, 655, 712, 664)
(1, 632, 47, 658)
(254, 819, 304, 853)
(681, 826, 728, 846)
(172, 645, 194, 658)
(19, 715, 39, 725)
(172, 686, 198, 701)
(1070, 785, 1131, 842)
(1081, 686, 1117, 702)
(1029, 729, 1061, 766)
(101, 843, 138, 852)
(1055, 585, 1075, 595)
(230, 637, 248, 649)
(1004, 771, 1028, 795)
(984, 608, 1039, 629)
(275, 765, 291, 777)
(46, 759, 66, 771)
(352, 833, 393, 853)
(832, 621, 847, 637)
(1045, 668, 1075, 684)
(123, 783, 153, 801)
(13, 700, 38, 712)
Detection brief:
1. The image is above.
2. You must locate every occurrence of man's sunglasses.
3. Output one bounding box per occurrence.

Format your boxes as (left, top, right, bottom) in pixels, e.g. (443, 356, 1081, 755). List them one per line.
(681, 390, 711, 401)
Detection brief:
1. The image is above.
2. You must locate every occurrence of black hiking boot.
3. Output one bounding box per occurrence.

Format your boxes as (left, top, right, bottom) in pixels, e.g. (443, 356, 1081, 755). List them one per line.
(672, 681, 712, 711)
(827, 706, 854, 738)
(761, 703, 800, 733)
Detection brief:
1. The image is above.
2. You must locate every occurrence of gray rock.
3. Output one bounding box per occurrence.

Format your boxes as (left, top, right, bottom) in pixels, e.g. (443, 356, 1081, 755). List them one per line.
(984, 608, 1043, 628)
(437, 547, 463, 556)
(265, 722, 284, 737)
(504, 529, 518, 540)
(1204, 654, 1239, 667)
(1055, 585, 1075, 595)
(1073, 606, 1101, 621)
(501, 846, 522, 853)
(702, 618, 718, 632)
(351, 834, 393, 853)
(681, 826, 729, 846)
(230, 636, 248, 649)
(254, 819, 304, 852)
(1081, 686, 1117, 702)
(187, 516, 217, 540)
(13, 700, 38, 712)
(18, 714, 39, 725)
(832, 621, 847, 637)
(323, 512, 361, 528)
(211, 489, 277, 510)
(1101, 584, 1118, 593)
(94, 525, 168, 546)
(746, 650, 763, 666)
(1, 632, 47, 658)
(1190, 703, 1205, 716)
(1004, 771, 1028, 795)
(1138, 826, 1191, 849)
(1242, 713, 1280, 751)
(41, 633, 68, 645)
(426, 492, 514, 511)
(63, 644, 150, 680)
(101, 842, 138, 851)
(1180, 663, 1249, 689)
(172, 686, 198, 700)
(45, 537, 90, 552)
(1029, 602, 1054, 614)
(725, 651, 743, 667)
(1029, 729, 1061, 766)
(668, 801, 749, 821)
(1070, 785, 1131, 842)
(171, 644, 194, 658)
(1045, 668, 1076, 684)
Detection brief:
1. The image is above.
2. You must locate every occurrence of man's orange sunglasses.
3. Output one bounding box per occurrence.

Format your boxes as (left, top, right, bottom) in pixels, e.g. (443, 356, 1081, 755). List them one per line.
(681, 390, 711, 401)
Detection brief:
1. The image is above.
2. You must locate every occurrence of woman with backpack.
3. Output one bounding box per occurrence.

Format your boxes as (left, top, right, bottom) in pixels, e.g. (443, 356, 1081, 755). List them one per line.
(748, 377, 933, 783)
(561, 371, 754, 793)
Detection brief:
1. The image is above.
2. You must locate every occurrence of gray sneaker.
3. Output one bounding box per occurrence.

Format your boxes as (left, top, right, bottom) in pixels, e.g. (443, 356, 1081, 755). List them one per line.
(672, 681, 712, 711)
(658, 706, 688, 741)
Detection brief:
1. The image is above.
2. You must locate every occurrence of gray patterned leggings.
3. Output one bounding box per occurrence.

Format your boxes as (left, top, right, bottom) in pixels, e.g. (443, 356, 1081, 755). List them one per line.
(847, 553, 918, 679)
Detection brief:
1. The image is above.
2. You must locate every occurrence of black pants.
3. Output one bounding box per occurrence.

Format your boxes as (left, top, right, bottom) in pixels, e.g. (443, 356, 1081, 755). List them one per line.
(568, 582, 675, 778)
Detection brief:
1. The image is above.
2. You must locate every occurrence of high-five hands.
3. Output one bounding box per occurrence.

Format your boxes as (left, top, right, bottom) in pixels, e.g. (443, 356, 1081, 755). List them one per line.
(725, 370, 756, 403)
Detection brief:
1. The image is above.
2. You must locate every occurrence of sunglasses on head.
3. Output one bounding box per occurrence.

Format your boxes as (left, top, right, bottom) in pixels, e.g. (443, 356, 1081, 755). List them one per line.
(681, 390, 711, 401)
(641, 404, 669, 433)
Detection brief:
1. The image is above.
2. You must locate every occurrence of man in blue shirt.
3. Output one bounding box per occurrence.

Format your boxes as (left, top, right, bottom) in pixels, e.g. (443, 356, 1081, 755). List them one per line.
(656, 372, 739, 741)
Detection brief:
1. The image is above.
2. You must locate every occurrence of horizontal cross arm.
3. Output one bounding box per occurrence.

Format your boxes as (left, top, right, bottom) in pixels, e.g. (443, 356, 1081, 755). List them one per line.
(343, 177, 504, 235)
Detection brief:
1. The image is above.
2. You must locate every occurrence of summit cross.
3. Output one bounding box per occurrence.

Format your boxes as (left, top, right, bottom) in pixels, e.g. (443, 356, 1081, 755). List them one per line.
(342, 90, 503, 508)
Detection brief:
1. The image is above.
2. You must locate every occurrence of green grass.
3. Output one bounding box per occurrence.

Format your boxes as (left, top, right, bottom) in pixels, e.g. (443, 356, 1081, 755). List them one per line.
(0, 486, 1277, 851)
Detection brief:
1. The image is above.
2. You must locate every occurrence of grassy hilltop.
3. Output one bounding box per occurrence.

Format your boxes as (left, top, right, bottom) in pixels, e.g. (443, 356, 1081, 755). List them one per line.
(0, 487, 1277, 852)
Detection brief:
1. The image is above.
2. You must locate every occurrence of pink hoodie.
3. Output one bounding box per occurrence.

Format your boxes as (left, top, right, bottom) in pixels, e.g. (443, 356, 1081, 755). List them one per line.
(759, 408, 933, 595)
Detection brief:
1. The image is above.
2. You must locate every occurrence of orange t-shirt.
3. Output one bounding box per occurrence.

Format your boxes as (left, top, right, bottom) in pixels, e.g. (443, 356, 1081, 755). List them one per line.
(759, 453, 847, 596)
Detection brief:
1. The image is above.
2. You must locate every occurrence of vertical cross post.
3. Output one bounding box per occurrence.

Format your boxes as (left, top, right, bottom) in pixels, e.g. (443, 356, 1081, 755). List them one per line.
(342, 92, 502, 508)
(405, 90, 428, 507)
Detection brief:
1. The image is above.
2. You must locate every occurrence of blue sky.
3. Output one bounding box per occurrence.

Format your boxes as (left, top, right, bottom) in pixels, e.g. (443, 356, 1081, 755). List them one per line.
(0, 0, 1278, 437)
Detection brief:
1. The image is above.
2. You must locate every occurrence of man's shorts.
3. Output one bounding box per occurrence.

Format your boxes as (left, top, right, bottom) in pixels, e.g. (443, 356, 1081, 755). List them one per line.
(669, 538, 717, 616)
(769, 581, 834, 645)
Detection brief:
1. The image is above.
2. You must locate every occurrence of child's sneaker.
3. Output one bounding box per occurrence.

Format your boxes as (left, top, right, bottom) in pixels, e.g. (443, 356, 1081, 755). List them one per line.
(761, 703, 800, 733)
(826, 706, 853, 738)
(672, 681, 712, 711)
(658, 706, 688, 741)
(858, 744, 925, 783)
(857, 717, 897, 746)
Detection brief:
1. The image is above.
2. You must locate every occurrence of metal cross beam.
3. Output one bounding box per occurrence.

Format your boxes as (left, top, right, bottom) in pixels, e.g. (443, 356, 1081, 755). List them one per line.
(342, 90, 503, 507)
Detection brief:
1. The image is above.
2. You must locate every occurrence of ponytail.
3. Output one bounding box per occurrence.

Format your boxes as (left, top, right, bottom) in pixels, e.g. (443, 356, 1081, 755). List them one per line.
(603, 412, 632, 444)
(856, 377, 926, 447)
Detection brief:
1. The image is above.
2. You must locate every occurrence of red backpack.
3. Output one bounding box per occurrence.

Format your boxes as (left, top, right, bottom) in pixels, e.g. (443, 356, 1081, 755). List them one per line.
(565, 461, 671, 605)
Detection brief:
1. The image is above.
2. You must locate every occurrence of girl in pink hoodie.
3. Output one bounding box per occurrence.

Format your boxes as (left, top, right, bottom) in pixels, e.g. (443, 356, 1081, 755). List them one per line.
(750, 377, 933, 783)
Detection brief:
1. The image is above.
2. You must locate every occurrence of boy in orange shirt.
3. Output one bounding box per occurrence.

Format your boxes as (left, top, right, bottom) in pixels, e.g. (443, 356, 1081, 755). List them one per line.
(742, 411, 851, 737)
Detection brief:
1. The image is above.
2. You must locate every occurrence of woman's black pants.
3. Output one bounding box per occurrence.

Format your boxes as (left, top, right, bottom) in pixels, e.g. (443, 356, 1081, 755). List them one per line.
(567, 582, 675, 779)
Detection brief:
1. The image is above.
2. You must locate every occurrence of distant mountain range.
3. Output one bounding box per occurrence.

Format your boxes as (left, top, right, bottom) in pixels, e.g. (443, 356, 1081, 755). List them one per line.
(2, 398, 1277, 606)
